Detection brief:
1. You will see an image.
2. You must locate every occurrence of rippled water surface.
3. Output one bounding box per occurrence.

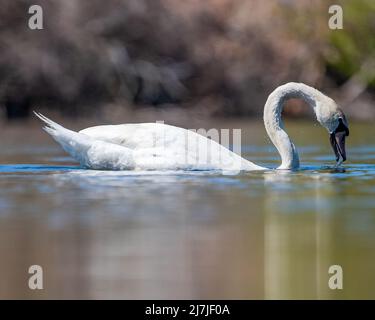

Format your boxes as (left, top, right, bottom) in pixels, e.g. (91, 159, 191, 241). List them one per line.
(0, 120, 374, 299)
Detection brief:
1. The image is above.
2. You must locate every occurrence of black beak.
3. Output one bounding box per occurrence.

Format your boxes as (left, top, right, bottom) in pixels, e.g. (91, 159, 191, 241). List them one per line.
(330, 118, 349, 163)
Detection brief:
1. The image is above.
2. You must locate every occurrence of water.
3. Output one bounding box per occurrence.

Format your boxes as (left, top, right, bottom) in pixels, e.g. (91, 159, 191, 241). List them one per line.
(0, 119, 374, 299)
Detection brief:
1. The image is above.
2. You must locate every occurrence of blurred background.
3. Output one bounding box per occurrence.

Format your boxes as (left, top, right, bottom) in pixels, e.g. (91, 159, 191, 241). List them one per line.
(0, 0, 374, 121)
(0, 0, 375, 300)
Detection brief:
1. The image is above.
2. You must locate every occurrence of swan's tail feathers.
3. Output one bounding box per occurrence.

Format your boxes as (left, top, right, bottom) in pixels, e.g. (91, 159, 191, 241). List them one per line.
(34, 111, 64, 133)
(34, 111, 93, 164)
(34, 112, 136, 170)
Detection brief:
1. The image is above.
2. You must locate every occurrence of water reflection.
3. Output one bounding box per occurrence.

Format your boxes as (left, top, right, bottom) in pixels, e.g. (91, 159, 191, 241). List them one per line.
(0, 122, 375, 299)
(264, 168, 375, 299)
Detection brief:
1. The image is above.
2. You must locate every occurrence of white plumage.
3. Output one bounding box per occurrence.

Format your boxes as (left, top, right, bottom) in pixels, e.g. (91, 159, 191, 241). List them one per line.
(34, 112, 261, 171)
(35, 82, 346, 172)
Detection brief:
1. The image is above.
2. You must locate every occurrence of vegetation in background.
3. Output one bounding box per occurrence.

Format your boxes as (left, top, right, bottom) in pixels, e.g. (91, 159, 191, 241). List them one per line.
(0, 0, 373, 120)
(326, 0, 375, 87)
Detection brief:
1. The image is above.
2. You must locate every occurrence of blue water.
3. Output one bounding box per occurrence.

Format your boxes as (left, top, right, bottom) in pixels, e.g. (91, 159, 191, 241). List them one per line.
(0, 122, 374, 299)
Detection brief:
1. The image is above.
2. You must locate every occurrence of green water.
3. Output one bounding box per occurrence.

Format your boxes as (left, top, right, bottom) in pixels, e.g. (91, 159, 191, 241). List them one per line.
(0, 120, 374, 299)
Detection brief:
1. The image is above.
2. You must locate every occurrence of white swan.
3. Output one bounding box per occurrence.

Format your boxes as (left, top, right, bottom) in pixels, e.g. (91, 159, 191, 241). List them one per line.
(35, 82, 349, 171)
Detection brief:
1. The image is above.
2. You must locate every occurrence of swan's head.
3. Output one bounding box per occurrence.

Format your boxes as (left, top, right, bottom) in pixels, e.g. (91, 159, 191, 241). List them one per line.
(316, 97, 349, 163)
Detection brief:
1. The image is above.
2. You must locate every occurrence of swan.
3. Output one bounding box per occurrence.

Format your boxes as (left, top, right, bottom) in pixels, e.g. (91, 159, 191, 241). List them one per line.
(35, 82, 349, 172)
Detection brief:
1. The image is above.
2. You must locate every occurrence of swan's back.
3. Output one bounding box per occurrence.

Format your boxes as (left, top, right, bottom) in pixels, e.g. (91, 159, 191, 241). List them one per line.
(80, 123, 188, 150)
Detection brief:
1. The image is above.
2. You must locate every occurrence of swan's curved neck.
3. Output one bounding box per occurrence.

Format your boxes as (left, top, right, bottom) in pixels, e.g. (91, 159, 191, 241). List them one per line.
(263, 82, 325, 169)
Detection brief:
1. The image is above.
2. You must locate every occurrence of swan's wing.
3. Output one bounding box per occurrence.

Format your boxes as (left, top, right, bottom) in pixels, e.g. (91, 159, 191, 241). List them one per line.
(35, 113, 264, 171)
(80, 123, 265, 171)
(79, 123, 189, 150)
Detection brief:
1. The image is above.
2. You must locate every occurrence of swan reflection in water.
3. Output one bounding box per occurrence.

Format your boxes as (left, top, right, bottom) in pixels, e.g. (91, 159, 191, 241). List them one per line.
(0, 115, 374, 298)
